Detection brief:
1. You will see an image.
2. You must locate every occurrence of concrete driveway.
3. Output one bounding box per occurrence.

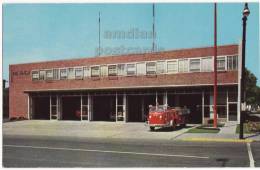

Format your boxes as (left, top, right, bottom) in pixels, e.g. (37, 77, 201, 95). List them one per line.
(3, 120, 194, 140)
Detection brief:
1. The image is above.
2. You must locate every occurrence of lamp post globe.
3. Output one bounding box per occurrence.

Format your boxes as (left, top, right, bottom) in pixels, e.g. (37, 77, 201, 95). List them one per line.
(243, 3, 250, 17)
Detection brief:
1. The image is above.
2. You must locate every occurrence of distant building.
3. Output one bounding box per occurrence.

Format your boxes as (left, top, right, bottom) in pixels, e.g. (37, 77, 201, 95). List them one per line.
(9, 44, 239, 124)
(3, 79, 9, 118)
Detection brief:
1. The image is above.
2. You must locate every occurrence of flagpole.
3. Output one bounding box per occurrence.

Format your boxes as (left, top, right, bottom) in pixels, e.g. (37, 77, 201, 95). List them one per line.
(213, 3, 218, 128)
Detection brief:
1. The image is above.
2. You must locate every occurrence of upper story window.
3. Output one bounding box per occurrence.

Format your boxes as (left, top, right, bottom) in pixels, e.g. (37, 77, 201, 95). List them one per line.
(46, 69, 53, 80)
(91, 66, 100, 77)
(227, 55, 238, 70)
(189, 58, 200, 72)
(118, 64, 125, 76)
(126, 63, 136, 76)
(201, 57, 213, 72)
(32, 70, 39, 81)
(217, 57, 226, 71)
(53, 69, 59, 80)
(136, 63, 146, 75)
(75, 67, 83, 79)
(167, 60, 178, 73)
(68, 68, 75, 79)
(146, 62, 156, 75)
(108, 65, 117, 76)
(39, 70, 46, 80)
(100, 65, 108, 77)
(83, 67, 90, 78)
(178, 59, 188, 73)
(60, 68, 67, 80)
(157, 61, 166, 74)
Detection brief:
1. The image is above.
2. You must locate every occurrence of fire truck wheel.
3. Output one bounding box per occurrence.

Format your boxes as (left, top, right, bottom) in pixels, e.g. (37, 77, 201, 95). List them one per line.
(180, 124, 186, 128)
(171, 120, 176, 130)
(150, 127, 155, 131)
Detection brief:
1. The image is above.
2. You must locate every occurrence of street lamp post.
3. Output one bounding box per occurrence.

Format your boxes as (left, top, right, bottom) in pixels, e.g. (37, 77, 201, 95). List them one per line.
(239, 3, 250, 139)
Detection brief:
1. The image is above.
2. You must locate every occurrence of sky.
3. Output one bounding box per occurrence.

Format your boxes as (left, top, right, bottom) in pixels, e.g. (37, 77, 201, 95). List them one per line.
(3, 3, 260, 86)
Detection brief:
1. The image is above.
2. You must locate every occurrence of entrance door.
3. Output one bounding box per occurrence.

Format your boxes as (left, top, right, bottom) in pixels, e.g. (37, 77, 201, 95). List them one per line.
(50, 96, 59, 120)
(228, 103, 238, 121)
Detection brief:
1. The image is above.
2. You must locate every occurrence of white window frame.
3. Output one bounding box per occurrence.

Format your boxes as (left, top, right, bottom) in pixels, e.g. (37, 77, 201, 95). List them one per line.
(39, 70, 46, 80)
(178, 58, 189, 73)
(227, 55, 238, 71)
(53, 68, 60, 80)
(108, 64, 117, 76)
(156, 60, 166, 74)
(68, 68, 75, 79)
(91, 65, 100, 77)
(136, 62, 146, 75)
(167, 59, 178, 74)
(189, 58, 201, 72)
(100, 65, 108, 77)
(83, 66, 90, 78)
(46, 69, 53, 80)
(75, 67, 83, 79)
(146, 62, 157, 75)
(201, 56, 213, 72)
(126, 63, 136, 76)
(217, 56, 226, 71)
(60, 68, 68, 80)
(32, 70, 39, 81)
(117, 64, 126, 76)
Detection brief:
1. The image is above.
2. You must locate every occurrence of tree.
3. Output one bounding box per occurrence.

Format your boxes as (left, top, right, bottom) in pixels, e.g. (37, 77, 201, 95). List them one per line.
(245, 68, 260, 107)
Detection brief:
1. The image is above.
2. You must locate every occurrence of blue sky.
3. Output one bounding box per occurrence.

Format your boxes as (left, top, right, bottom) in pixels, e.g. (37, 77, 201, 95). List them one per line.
(3, 3, 260, 86)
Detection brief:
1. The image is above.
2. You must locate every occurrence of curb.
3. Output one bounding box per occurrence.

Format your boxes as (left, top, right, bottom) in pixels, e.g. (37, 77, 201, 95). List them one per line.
(180, 137, 254, 143)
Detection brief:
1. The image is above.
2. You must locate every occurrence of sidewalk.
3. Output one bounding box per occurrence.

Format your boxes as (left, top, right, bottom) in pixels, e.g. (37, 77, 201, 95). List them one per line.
(175, 121, 260, 142)
(2, 120, 193, 141)
(3, 120, 260, 142)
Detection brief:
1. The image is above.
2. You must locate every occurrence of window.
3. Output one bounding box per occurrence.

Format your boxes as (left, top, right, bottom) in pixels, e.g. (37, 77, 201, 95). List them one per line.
(60, 68, 67, 80)
(167, 60, 178, 73)
(126, 63, 136, 76)
(75, 67, 83, 79)
(32, 70, 39, 81)
(100, 65, 108, 77)
(201, 57, 213, 72)
(227, 55, 238, 70)
(108, 65, 117, 76)
(53, 69, 59, 80)
(83, 67, 90, 78)
(189, 58, 200, 72)
(157, 61, 166, 74)
(118, 64, 125, 76)
(46, 69, 53, 80)
(217, 57, 226, 71)
(39, 70, 46, 80)
(136, 63, 146, 75)
(68, 68, 75, 79)
(146, 62, 156, 75)
(178, 59, 188, 73)
(91, 66, 100, 77)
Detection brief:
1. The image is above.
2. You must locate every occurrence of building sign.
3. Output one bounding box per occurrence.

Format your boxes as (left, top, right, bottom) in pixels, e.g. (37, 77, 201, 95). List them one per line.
(12, 70, 30, 76)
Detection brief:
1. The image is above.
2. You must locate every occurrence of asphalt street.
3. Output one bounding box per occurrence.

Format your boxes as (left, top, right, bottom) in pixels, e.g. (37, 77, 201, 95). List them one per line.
(3, 135, 259, 167)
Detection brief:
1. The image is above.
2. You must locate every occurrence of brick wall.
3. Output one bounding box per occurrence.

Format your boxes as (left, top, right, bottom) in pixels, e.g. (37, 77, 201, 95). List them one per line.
(9, 44, 239, 118)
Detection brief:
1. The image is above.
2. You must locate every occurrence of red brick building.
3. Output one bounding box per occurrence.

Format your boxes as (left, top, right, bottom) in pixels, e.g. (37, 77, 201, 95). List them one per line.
(9, 44, 240, 124)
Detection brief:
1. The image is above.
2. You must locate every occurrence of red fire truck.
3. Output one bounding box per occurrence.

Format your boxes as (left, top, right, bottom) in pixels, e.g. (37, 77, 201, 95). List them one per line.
(147, 105, 190, 131)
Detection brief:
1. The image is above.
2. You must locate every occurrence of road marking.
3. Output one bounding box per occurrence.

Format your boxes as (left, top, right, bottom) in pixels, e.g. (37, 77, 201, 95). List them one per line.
(181, 138, 253, 143)
(4, 144, 209, 159)
(247, 143, 255, 167)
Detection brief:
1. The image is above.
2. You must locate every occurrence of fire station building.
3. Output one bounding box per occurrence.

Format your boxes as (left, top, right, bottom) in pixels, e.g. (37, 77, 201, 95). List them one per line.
(9, 44, 240, 124)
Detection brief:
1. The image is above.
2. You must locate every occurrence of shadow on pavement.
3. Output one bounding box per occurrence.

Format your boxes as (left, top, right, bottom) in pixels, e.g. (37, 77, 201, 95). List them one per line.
(150, 125, 193, 132)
